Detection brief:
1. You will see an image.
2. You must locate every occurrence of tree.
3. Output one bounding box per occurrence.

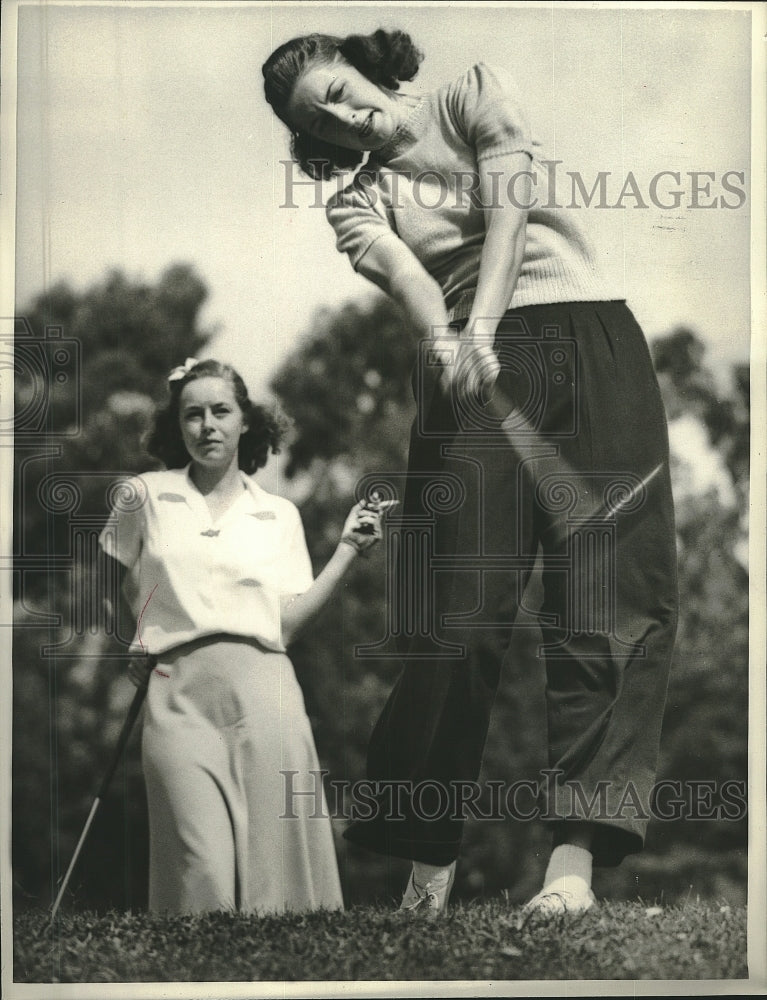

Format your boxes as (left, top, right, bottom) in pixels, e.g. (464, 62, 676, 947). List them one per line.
(12, 280, 749, 911)
(12, 264, 214, 911)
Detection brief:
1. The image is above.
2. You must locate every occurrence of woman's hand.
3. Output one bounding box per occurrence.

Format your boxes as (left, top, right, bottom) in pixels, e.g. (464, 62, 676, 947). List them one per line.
(281, 495, 396, 645)
(340, 498, 389, 556)
(128, 654, 156, 688)
(434, 328, 501, 403)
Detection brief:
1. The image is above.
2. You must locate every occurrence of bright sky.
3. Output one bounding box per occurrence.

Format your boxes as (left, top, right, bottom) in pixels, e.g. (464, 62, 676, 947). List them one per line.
(13, 2, 754, 397)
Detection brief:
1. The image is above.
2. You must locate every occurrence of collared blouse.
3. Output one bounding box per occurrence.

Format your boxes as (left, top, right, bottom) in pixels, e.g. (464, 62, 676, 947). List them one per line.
(99, 466, 314, 655)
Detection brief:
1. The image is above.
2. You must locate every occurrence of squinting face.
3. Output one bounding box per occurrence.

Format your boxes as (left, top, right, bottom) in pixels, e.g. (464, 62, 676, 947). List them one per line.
(286, 57, 403, 152)
(179, 377, 248, 471)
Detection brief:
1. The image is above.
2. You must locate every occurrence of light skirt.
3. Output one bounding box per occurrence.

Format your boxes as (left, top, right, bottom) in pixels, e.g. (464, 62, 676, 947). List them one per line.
(142, 635, 343, 915)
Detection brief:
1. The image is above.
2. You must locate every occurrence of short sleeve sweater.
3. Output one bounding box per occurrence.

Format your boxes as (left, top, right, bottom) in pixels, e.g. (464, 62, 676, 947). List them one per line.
(98, 467, 314, 655)
(326, 63, 616, 319)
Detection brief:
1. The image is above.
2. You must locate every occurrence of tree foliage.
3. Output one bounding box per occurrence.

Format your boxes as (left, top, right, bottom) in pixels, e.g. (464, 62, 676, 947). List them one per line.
(13, 264, 213, 910)
(11, 275, 749, 912)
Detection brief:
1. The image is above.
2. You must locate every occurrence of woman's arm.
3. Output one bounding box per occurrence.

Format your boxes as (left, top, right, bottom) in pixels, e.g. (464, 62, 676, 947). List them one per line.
(354, 155, 531, 398)
(100, 551, 155, 687)
(441, 151, 531, 398)
(467, 151, 532, 342)
(355, 235, 452, 341)
(356, 236, 472, 397)
(279, 503, 383, 647)
(280, 543, 357, 647)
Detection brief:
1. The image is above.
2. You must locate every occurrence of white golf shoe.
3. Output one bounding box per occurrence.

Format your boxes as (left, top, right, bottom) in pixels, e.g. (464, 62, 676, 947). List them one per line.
(398, 863, 456, 919)
(518, 887, 597, 927)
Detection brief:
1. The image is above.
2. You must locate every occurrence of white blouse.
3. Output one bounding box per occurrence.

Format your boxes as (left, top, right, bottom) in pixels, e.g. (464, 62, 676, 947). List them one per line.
(98, 466, 314, 655)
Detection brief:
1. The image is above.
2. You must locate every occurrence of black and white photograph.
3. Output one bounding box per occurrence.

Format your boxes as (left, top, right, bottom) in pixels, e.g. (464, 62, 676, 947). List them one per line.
(1, 1, 765, 995)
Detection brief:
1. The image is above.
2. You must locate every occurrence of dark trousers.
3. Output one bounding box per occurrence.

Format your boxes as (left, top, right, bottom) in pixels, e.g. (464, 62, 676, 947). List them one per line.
(343, 301, 679, 867)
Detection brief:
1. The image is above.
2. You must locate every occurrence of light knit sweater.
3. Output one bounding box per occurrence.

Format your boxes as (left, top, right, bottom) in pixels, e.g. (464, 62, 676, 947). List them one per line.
(326, 63, 616, 320)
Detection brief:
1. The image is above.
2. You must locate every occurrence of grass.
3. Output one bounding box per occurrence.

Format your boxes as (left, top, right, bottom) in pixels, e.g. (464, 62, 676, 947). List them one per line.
(13, 900, 747, 984)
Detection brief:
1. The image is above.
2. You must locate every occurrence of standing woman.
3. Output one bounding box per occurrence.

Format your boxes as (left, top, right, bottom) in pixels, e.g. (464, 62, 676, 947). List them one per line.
(262, 31, 678, 918)
(100, 358, 383, 915)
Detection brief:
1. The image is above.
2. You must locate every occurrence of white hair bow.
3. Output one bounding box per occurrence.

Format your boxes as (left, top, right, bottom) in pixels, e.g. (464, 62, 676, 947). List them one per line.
(167, 357, 199, 382)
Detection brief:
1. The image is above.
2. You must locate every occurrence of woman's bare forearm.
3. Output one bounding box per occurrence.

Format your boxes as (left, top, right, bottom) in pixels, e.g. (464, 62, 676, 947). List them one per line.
(466, 151, 532, 341)
(280, 543, 358, 646)
(388, 262, 452, 341)
(100, 553, 134, 646)
(100, 552, 155, 685)
(357, 237, 452, 341)
(468, 215, 527, 340)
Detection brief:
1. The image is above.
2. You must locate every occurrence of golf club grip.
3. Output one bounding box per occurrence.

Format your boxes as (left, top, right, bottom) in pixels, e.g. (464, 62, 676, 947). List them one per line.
(95, 681, 148, 799)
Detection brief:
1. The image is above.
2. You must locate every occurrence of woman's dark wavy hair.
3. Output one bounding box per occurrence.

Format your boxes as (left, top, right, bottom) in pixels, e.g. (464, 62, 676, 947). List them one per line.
(147, 359, 285, 474)
(262, 29, 423, 180)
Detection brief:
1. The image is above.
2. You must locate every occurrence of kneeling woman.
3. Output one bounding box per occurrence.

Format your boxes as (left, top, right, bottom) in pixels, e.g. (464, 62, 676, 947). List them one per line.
(100, 357, 383, 915)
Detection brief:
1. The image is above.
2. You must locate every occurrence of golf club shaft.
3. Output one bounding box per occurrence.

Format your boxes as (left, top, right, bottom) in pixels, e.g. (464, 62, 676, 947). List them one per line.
(96, 678, 149, 799)
(49, 798, 101, 924)
(486, 383, 664, 542)
(49, 679, 148, 924)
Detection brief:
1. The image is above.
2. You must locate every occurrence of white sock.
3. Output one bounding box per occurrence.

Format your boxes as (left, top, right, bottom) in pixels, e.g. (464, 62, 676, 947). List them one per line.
(542, 844, 592, 897)
(412, 860, 455, 890)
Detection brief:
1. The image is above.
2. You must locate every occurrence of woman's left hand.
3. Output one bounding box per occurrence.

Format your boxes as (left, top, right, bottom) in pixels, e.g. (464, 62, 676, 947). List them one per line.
(128, 653, 157, 688)
(435, 331, 501, 403)
(340, 498, 391, 555)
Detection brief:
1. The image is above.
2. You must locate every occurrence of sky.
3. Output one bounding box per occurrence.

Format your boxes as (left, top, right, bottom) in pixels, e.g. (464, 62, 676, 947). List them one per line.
(10, 1, 757, 398)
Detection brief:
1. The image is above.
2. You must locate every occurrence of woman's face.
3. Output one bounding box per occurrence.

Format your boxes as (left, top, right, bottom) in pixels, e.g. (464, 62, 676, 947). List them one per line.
(178, 376, 248, 472)
(286, 57, 403, 152)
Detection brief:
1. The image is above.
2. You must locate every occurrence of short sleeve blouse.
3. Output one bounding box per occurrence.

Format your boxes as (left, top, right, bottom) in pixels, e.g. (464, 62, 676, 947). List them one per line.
(325, 62, 534, 272)
(98, 467, 314, 655)
(324, 62, 606, 315)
